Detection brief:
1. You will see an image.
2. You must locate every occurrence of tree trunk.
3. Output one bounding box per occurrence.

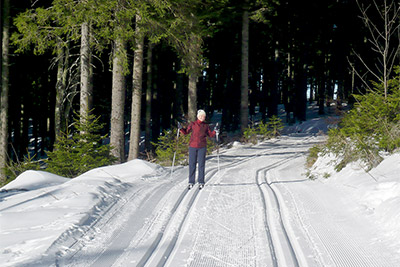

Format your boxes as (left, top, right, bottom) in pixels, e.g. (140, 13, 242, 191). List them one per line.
(268, 46, 280, 118)
(240, 7, 249, 134)
(151, 49, 160, 146)
(145, 44, 153, 151)
(128, 15, 144, 160)
(54, 42, 69, 139)
(1, 0, 10, 182)
(110, 37, 127, 163)
(188, 72, 198, 122)
(174, 59, 184, 122)
(318, 60, 326, 115)
(294, 57, 307, 121)
(186, 33, 202, 122)
(80, 22, 92, 123)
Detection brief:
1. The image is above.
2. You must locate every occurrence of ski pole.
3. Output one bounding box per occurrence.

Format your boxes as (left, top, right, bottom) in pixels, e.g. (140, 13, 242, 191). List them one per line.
(171, 122, 181, 178)
(215, 123, 220, 172)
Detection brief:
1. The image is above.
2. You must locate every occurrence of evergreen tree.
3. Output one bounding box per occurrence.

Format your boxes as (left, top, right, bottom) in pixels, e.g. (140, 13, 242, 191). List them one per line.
(46, 112, 117, 177)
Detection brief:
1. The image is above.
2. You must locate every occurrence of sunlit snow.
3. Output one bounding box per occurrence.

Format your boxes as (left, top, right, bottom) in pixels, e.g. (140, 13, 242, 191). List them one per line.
(1, 105, 400, 266)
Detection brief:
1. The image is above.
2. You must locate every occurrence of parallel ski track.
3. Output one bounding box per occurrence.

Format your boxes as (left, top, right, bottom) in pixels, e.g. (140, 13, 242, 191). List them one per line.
(49, 168, 183, 266)
(53, 182, 149, 263)
(56, 144, 270, 266)
(137, 140, 286, 267)
(58, 136, 314, 266)
(276, 166, 398, 267)
(253, 135, 317, 267)
(255, 155, 301, 267)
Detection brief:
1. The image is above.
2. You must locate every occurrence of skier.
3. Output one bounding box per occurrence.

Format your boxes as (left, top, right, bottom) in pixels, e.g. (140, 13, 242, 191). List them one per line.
(180, 109, 218, 189)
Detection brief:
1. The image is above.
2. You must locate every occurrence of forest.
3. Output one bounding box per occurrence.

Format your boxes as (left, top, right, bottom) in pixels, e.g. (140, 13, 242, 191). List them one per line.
(1, 0, 399, 184)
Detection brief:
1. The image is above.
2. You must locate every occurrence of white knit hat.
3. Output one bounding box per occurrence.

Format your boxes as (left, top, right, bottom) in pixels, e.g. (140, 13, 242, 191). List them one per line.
(197, 109, 206, 118)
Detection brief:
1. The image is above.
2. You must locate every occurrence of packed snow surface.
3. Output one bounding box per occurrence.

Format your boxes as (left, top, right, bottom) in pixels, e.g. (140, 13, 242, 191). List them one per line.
(1, 106, 400, 266)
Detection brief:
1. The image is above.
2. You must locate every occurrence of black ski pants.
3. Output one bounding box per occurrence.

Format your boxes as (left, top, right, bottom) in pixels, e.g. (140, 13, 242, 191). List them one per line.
(188, 146, 206, 184)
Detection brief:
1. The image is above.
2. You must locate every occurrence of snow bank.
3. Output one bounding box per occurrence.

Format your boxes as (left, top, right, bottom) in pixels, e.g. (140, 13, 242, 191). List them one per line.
(311, 151, 400, 247)
(362, 154, 400, 236)
(76, 158, 163, 181)
(2, 170, 69, 191)
(0, 159, 163, 266)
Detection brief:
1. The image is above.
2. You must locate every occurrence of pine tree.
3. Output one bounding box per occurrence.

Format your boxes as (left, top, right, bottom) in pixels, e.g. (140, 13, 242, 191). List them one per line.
(46, 112, 117, 178)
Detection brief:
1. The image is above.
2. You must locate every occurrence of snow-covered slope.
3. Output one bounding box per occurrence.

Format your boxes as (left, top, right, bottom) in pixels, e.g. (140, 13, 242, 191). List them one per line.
(1, 106, 400, 266)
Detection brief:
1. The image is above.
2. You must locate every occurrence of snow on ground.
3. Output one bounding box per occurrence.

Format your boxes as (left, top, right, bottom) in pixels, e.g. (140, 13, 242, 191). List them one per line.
(1, 104, 400, 266)
(0, 160, 166, 266)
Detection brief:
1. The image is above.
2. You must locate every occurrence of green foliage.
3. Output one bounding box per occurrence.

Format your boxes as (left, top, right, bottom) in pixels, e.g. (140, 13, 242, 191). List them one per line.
(153, 127, 215, 166)
(323, 172, 331, 179)
(46, 113, 117, 178)
(305, 169, 317, 180)
(257, 121, 270, 137)
(243, 126, 258, 144)
(2, 153, 42, 185)
(153, 128, 190, 166)
(306, 144, 322, 168)
(323, 67, 400, 171)
(243, 116, 283, 144)
(268, 115, 284, 137)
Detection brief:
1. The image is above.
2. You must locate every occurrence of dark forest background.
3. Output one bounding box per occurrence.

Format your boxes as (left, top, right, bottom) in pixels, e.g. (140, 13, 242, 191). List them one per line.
(1, 0, 398, 183)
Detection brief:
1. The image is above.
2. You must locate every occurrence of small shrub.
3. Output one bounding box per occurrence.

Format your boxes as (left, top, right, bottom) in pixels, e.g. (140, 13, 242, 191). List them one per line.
(322, 66, 400, 171)
(257, 121, 270, 139)
(268, 115, 283, 137)
(153, 127, 215, 166)
(242, 116, 283, 144)
(46, 112, 117, 177)
(153, 128, 190, 166)
(243, 126, 258, 144)
(2, 153, 42, 185)
(305, 170, 317, 180)
(306, 144, 322, 168)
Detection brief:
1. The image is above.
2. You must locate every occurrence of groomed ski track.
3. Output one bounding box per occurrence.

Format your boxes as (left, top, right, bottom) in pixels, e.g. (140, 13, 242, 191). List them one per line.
(51, 134, 398, 267)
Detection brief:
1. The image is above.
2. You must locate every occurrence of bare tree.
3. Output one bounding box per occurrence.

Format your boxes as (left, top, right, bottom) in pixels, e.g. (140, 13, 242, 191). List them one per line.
(355, 0, 400, 97)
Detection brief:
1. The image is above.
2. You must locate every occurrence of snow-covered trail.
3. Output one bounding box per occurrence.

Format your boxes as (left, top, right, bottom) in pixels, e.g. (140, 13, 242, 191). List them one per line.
(29, 134, 400, 267)
(269, 151, 400, 267)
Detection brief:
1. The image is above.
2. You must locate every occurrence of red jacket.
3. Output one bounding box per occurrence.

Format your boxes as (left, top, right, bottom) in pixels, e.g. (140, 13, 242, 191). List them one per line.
(180, 120, 216, 148)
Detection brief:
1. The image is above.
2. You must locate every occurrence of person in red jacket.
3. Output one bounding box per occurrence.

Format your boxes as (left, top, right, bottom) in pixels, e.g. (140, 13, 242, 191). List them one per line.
(180, 109, 217, 189)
